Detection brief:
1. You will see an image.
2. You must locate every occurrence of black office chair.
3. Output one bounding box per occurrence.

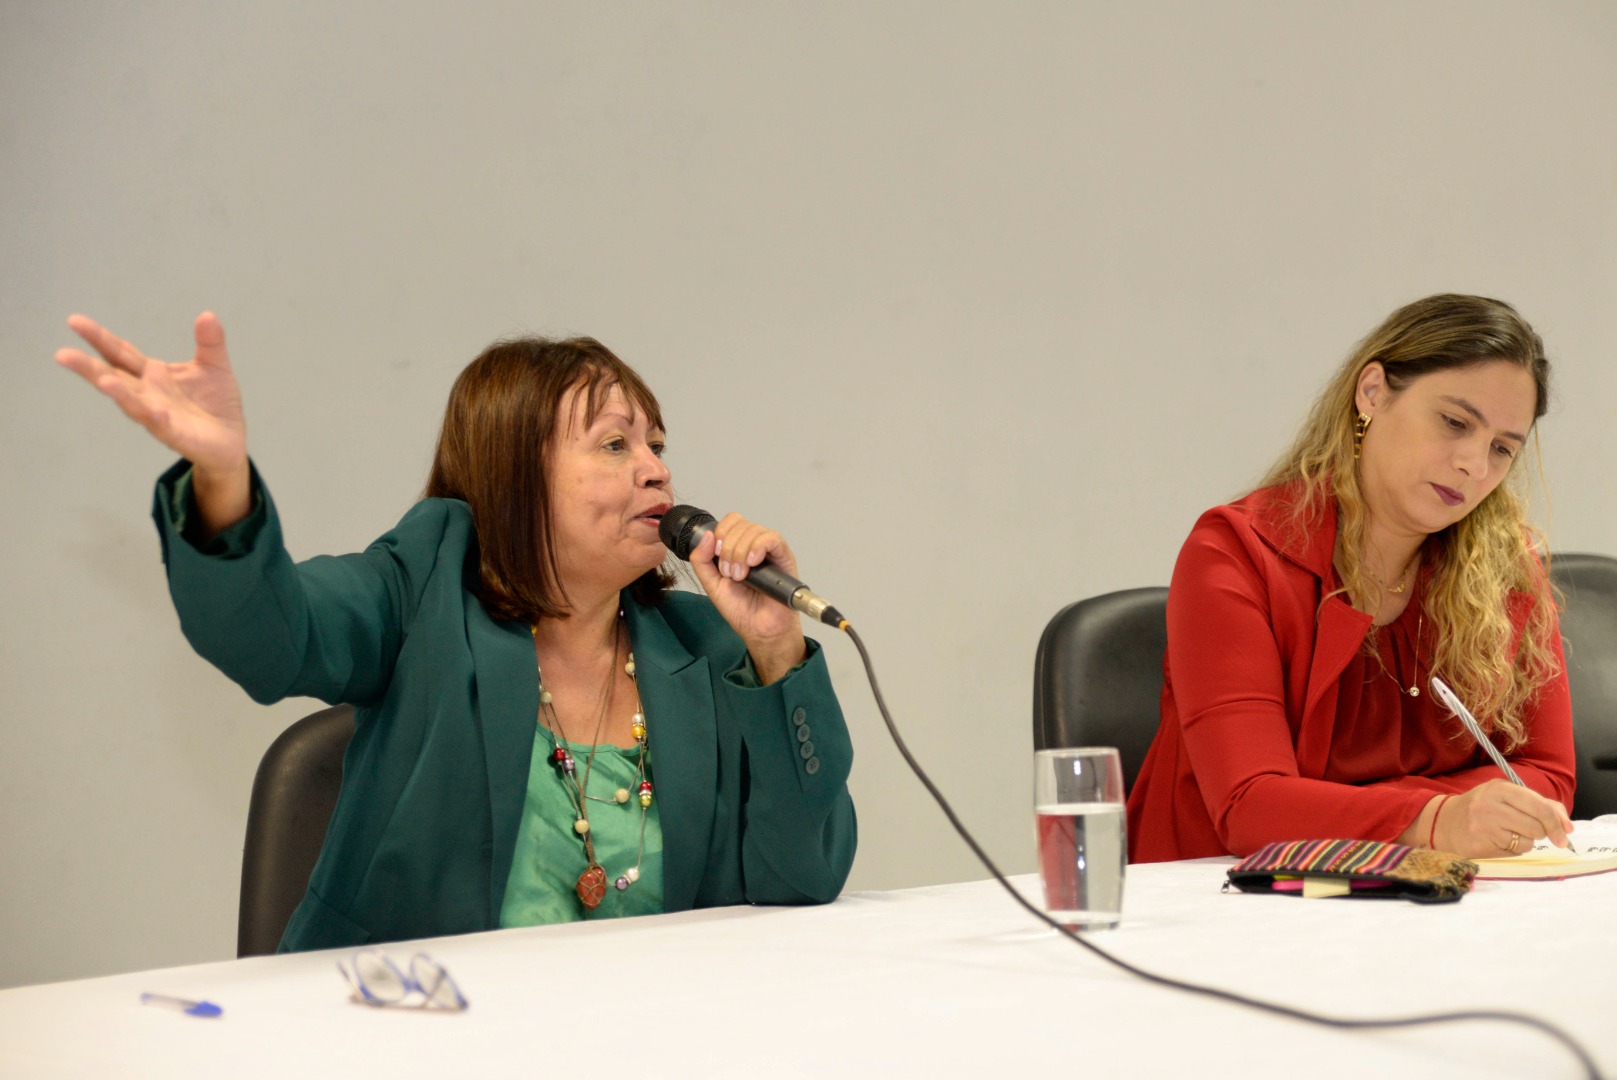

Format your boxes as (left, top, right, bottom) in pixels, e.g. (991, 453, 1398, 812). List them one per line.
(1032, 587, 1168, 797)
(1550, 553, 1617, 819)
(237, 704, 354, 957)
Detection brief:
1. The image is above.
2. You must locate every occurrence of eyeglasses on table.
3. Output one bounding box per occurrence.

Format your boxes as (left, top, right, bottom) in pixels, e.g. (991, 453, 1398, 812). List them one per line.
(336, 950, 468, 1012)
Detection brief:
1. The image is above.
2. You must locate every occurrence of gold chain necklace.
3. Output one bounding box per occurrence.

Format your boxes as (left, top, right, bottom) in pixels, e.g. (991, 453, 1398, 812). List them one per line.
(1366, 560, 1415, 596)
(532, 612, 653, 911)
(1379, 611, 1425, 698)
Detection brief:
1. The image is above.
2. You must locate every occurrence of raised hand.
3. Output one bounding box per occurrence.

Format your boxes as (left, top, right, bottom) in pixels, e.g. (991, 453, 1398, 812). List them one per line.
(56, 312, 247, 469)
(56, 312, 252, 536)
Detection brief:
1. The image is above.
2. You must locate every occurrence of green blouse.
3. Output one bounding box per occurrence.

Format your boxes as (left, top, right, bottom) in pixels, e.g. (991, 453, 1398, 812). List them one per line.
(499, 726, 665, 927)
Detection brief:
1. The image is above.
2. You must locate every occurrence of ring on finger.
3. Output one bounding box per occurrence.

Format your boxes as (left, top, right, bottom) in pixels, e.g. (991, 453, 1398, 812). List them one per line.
(1506, 831, 1523, 854)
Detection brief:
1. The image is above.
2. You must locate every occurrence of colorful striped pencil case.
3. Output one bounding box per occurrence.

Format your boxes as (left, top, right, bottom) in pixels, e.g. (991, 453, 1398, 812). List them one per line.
(1224, 839, 1477, 904)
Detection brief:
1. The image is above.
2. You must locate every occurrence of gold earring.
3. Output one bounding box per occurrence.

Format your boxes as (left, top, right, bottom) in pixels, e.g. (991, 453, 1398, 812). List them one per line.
(1353, 412, 1371, 460)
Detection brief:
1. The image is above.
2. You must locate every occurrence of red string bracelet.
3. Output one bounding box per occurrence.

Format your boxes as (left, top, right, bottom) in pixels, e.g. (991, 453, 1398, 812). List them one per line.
(1427, 793, 1453, 850)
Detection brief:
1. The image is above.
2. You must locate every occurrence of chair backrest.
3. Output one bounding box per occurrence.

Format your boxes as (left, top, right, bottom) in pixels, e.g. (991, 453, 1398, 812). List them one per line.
(237, 704, 354, 957)
(1033, 587, 1169, 797)
(1550, 553, 1617, 819)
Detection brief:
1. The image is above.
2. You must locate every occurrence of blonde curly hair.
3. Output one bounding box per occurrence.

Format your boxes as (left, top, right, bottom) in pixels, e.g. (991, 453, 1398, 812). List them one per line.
(1256, 294, 1557, 751)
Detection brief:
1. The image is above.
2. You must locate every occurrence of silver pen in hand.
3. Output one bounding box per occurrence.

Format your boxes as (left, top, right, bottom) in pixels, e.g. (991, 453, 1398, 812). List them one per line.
(1430, 675, 1576, 852)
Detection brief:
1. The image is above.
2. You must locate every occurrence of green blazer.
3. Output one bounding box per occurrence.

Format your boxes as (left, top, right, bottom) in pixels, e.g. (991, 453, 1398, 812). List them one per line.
(153, 463, 856, 952)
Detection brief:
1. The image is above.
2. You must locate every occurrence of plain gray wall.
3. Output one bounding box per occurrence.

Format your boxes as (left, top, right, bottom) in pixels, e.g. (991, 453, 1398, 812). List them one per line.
(3, 1, 1614, 989)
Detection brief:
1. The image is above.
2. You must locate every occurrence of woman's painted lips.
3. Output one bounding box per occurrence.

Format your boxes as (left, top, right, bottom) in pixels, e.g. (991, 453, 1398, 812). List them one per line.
(1432, 484, 1464, 507)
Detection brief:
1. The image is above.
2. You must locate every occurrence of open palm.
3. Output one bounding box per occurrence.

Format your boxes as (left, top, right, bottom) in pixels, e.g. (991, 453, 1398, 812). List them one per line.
(55, 312, 247, 474)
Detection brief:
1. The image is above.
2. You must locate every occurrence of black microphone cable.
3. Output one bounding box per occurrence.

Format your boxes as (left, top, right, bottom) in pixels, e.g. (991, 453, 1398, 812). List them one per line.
(832, 619, 1603, 1080)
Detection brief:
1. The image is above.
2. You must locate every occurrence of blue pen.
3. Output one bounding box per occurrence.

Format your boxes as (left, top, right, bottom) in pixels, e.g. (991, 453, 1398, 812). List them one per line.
(140, 992, 223, 1018)
(1430, 675, 1578, 853)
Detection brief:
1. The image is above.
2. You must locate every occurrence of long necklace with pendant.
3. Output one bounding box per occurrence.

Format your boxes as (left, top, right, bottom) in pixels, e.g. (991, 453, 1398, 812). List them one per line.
(1380, 611, 1425, 698)
(532, 612, 653, 912)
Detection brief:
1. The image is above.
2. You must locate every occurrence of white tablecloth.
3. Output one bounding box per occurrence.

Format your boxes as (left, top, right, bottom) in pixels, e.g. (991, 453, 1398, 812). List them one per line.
(3, 857, 1614, 1079)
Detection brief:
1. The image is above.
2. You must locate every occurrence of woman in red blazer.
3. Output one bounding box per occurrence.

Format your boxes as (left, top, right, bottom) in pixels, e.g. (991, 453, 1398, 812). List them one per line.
(1127, 295, 1577, 863)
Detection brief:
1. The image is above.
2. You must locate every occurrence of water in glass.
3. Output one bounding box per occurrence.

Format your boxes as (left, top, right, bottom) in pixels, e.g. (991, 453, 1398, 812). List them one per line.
(1033, 747, 1125, 929)
(1035, 801, 1124, 929)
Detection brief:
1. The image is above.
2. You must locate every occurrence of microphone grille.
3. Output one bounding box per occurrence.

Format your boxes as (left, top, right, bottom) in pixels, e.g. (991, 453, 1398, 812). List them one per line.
(658, 505, 716, 560)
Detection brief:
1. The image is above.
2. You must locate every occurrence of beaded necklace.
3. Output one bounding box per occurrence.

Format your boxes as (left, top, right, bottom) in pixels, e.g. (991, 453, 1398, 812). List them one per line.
(532, 612, 654, 912)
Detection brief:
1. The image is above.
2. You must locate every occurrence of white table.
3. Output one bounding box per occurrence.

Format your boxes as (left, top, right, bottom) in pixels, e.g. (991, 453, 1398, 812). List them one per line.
(3, 859, 1613, 1079)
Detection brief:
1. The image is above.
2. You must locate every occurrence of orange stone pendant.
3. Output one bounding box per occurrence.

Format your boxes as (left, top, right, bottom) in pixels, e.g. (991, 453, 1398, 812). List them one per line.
(576, 863, 607, 910)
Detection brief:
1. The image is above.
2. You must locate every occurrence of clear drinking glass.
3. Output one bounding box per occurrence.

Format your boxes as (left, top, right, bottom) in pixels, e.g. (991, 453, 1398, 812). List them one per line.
(1034, 747, 1126, 930)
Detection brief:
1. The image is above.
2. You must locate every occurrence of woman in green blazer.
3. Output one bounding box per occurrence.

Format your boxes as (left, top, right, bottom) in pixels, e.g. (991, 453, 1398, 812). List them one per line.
(57, 312, 856, 952)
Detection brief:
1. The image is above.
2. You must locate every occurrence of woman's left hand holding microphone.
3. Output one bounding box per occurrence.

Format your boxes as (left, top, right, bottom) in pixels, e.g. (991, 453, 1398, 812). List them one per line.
(686, 513, 808, 685)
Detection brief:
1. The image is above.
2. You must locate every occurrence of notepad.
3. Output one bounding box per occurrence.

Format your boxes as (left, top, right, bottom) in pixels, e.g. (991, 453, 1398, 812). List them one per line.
(1472, 843, 1617, 880)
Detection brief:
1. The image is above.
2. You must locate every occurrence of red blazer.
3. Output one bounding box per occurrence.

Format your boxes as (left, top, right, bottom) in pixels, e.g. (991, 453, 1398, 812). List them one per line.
(1126, 485, 1576, 863)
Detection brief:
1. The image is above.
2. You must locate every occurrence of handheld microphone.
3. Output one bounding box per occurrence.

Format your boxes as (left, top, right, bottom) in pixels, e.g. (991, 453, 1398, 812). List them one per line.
(659, 505, 847, 629)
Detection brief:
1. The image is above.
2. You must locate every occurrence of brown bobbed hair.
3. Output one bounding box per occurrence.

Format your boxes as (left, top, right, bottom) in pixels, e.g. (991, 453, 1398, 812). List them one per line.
(424, 336, 673, 623)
